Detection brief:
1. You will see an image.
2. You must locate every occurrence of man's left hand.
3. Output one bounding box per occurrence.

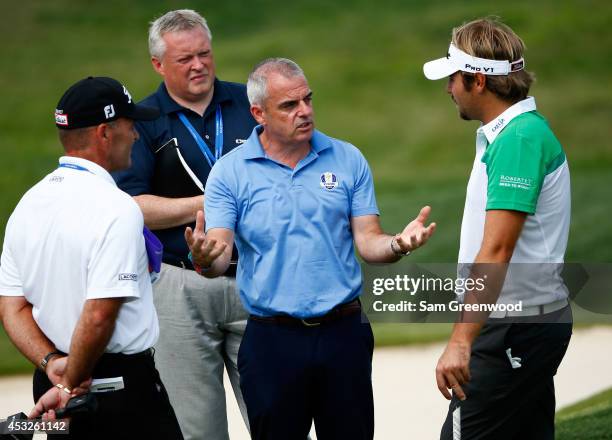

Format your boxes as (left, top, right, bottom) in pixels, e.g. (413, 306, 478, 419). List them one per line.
(395, 206, 436, 253)
(46, 355, 67, 385)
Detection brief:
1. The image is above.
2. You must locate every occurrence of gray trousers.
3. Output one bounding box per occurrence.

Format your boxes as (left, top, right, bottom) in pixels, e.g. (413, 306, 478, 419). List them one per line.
(153, 263, 249, 440)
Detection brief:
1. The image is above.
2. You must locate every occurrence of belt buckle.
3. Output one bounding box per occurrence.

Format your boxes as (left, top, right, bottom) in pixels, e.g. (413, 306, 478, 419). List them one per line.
(301, 318, 321, 327)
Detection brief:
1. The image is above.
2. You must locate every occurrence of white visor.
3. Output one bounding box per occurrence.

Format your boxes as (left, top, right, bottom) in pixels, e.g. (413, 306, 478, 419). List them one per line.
(423, 43, 524, 80)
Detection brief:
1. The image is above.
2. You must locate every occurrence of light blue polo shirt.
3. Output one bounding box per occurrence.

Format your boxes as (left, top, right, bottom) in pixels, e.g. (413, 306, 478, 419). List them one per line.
(205, 126, 379, 318)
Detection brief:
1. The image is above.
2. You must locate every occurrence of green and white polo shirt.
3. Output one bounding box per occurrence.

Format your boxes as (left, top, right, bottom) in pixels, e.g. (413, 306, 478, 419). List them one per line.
(458, 97, 571, 306)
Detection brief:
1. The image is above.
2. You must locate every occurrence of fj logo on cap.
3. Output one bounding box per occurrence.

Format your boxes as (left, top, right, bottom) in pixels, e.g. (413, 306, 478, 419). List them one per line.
(104, 104, 116, 119)
(55, 110, 69, 126)
(320, 172, 339, 190)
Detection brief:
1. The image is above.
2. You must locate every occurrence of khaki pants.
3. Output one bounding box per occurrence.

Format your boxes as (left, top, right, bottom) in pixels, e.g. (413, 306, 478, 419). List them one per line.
(153, 263, 249, 440)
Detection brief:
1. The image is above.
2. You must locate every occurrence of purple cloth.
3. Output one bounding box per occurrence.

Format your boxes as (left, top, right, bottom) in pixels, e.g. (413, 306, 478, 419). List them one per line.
(143, 226, 163, 278)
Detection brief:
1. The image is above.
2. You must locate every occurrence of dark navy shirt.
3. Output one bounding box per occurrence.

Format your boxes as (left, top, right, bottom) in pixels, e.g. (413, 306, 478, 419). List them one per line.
(113, 79, 256, 267)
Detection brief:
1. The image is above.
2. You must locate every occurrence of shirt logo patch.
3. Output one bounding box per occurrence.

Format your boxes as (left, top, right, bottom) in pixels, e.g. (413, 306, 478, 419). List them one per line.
(499, 175, 533, 190)
(491, 118, 505, 133)
(320, 172, 339, 190)
(235, 139, 247, 144)
(118, 273, 138, 281)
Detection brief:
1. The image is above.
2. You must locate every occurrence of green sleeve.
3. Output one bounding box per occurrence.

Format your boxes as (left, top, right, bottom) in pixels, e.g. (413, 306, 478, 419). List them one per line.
(483, 134, 546, 215)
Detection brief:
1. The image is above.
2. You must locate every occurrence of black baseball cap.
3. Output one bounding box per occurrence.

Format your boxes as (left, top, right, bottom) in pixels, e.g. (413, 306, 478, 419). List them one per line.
(54, 76, 159, 129)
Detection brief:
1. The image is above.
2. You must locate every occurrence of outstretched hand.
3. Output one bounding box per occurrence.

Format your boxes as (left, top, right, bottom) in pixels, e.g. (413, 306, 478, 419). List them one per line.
(395, 206, 436, 253)
(185, 210, 227, 269)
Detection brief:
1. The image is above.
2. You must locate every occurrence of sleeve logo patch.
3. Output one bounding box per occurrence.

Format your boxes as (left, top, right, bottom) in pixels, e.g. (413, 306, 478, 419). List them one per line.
(499, 175, 533, 190)
(118, 273, 138, 281)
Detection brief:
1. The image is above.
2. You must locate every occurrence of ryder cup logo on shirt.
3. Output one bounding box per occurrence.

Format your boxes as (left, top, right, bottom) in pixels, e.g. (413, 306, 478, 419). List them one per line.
(320, 172, 339, 190)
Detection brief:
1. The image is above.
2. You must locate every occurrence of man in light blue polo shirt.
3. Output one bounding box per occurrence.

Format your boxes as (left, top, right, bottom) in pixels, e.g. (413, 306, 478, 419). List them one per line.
(186, 58, 436, 439)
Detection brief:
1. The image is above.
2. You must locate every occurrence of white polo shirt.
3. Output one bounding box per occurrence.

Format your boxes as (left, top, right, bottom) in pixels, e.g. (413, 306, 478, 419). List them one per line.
(458, 97, 571, 306)
(0, 156, 159, 354)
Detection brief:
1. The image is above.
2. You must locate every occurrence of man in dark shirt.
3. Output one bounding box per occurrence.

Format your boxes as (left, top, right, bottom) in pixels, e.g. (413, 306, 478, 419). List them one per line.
(113, 9, 255, 440)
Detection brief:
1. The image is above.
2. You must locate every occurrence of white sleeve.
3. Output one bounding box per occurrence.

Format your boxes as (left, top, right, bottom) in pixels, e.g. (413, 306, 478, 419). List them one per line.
(86, 200, 145, 300)
(0, 213, 24, 297)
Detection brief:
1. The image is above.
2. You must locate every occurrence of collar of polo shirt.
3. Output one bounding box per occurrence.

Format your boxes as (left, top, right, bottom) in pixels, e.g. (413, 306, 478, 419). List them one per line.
(423, 43, 525, 80)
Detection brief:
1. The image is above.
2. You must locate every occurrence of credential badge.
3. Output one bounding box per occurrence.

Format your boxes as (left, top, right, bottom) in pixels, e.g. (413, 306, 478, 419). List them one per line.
(320, 172, 339, 190)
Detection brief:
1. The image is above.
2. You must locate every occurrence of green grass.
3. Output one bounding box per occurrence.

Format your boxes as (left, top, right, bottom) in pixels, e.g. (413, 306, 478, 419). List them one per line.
(557, 388, 612, 439)
(2, 0, 611, 260)
(0, 325, 33, 376)
(1, 0, 611, 374)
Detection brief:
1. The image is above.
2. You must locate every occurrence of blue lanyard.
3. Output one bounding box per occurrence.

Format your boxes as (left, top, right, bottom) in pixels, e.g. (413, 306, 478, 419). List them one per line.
(58, 163, 93, 173)
(178, 105, 223, 169)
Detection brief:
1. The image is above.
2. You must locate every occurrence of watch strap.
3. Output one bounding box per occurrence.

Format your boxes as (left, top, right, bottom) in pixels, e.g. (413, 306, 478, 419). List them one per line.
(40, 350, 63, 371)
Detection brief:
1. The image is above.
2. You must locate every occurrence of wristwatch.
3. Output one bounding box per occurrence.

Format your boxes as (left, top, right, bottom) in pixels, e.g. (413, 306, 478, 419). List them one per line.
(40, 350, 63, 371)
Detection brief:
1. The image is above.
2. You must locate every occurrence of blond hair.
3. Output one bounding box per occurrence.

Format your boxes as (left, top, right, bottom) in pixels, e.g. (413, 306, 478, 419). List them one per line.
(452, 17, 535, 102)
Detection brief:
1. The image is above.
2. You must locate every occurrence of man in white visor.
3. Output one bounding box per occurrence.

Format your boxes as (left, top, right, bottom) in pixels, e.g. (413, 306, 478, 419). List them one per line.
(424, 17, 572, 440)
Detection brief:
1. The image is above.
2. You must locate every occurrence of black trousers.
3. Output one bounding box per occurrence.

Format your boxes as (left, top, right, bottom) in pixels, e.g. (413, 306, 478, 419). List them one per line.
(440, 307, 573, 440)
(238, 311, 375, 440)
(33, 349, 183, 440)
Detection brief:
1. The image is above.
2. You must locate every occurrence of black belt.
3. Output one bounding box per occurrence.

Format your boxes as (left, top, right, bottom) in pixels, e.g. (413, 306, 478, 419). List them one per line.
(250, 299, 361, 327)
(49, 348, 153, 359)
(100, 347, 155, 360)
(164, 258, 237, 277)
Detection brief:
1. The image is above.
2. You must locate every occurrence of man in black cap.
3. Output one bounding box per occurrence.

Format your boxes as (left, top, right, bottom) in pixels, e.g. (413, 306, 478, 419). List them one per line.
(0, 77, 183, 439)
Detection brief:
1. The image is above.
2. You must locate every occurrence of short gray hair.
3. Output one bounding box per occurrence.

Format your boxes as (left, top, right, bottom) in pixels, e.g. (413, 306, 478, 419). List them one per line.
(247, 58, 305, 106)
(149, 9, 212, 59)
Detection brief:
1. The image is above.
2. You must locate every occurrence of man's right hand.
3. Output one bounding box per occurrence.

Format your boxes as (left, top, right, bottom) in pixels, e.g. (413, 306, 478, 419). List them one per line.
(29, 385, 72, 420)
(435, 340, 471, 401)
(185, 210, 227, 269)
(47, 356, 92, 394)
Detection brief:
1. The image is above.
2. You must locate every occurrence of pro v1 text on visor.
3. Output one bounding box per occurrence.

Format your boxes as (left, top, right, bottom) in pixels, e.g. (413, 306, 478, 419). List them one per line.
(423, 43, 525, 80)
